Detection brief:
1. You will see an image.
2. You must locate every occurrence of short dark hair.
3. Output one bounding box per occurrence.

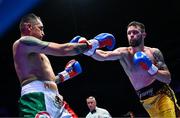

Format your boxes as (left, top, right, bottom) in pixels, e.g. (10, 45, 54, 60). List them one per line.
(127, 21, 145, 33)
(19, 13, 40, 32)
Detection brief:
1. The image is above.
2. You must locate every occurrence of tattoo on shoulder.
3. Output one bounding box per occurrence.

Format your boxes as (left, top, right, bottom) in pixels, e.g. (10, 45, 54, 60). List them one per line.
(153, 50, 168, 70)
(20, 37, 49, 50)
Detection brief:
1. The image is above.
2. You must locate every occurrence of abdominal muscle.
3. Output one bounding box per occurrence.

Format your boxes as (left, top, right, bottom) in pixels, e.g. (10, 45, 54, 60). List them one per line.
(128, 70, 155, 91)
(119, 56, 155, 91)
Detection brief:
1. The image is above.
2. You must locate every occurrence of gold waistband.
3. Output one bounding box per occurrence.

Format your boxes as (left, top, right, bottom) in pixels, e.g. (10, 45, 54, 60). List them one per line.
(21, 76, 58, 91)
(21, 75, 39, 86)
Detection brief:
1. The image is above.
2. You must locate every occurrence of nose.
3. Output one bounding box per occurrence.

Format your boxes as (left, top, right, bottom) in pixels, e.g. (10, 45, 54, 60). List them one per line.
(130, 34, 134, 39)
(42, 31, 45, 36)
(130, 32, 134, 36)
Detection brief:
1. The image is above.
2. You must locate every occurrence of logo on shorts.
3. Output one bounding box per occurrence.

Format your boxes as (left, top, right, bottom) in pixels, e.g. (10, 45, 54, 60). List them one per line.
(35, 111, 51, 118)
(54, 95, 63, 109)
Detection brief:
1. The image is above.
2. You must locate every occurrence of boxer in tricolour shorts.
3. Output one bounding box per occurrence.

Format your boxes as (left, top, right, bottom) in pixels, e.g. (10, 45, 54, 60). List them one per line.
(13, 13, 114, 117)
(19, 80, 77, 118)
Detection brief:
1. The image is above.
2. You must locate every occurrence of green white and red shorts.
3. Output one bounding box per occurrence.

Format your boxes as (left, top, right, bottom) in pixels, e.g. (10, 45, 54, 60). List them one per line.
(19, 80, 78, 118)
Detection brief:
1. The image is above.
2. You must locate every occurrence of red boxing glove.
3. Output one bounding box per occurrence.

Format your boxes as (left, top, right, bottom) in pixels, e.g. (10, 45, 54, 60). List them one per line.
(55, 59, 82, 84)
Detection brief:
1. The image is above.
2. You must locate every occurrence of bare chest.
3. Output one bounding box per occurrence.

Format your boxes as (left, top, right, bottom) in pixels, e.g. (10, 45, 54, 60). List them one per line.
(119, 51, 155, 90)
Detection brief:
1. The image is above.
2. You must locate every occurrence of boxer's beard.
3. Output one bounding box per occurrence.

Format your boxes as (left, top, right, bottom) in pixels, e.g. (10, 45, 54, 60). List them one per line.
(129, 36, 142, 47)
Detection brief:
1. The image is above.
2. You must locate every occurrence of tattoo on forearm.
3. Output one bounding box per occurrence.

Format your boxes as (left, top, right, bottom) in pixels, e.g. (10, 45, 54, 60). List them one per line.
(153, 50, 168, 70)
(73, 44, 89, 54)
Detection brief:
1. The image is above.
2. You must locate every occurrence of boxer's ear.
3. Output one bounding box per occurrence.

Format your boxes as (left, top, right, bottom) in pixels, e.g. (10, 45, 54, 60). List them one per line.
(21, 22, 32, 34)
(142, 32, 146, 39)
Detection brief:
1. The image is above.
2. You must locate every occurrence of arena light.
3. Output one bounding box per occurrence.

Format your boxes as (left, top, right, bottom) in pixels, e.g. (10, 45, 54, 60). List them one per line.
(0, 0, 42, 37)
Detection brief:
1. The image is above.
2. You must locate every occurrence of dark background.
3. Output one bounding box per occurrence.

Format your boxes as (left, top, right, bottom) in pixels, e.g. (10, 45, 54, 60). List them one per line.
(0, 0, 180, 117)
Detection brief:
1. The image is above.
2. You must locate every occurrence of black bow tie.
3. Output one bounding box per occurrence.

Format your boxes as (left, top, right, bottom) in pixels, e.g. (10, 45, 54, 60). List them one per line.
(91, 109, 96, 114)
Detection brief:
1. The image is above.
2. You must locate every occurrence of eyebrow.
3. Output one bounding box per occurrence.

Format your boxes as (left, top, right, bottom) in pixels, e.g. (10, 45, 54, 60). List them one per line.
(38, 26, 44, 30)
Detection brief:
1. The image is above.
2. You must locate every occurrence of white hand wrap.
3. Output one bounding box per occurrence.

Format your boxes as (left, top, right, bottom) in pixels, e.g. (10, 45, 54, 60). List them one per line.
(59, 70, 70, 82)
(148, 64, 158, 75)
(83, 39, 99, 56)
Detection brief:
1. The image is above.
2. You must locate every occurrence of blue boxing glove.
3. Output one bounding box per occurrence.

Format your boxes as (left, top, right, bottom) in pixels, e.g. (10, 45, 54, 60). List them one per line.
(55, 59, 82, 84)
(70, 33, 116, 56)
(93, 33, 116, 50)
(70, 36, 82, 43)
(133, 51, 158, 75)
(70, 36, 99, 56)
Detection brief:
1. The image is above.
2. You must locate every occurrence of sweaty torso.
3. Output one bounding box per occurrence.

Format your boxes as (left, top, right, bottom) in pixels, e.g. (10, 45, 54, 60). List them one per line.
(13, 38, 56, 84)
(119, 47, 156, 90)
